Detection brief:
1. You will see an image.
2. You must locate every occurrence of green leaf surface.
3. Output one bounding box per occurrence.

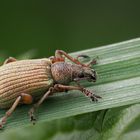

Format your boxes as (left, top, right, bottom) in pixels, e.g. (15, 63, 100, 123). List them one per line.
(0, 38, 140, 132)
(1, 104, 140, 140)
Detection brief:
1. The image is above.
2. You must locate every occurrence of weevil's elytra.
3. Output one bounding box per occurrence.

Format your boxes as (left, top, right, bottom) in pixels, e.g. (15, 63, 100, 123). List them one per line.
(0, 50, 101, 129)
(0, 59, 53, 108)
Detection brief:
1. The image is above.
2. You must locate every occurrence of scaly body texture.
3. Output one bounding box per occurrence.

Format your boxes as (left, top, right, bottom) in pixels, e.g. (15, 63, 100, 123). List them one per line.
(0, 59, 53, 108)
(0, 50, 101, 129)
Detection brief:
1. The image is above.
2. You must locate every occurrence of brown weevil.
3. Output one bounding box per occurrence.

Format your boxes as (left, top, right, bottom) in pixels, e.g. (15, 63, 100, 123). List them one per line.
(0, 50, 101, 128)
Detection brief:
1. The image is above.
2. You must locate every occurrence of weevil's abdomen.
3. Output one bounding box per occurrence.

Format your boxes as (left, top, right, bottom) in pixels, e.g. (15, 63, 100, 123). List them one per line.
(0, 59, 54, 108)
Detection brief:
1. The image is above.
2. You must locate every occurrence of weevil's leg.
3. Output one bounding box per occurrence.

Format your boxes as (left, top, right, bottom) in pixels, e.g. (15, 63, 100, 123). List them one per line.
(0, 93, 33, 129)
(3, 57, 17, 64)
(28, 85, 69, 124)
(0, 96, 21, 129)
(28, 87, 54, 124)
(29, 84, 101, 124)
(28, 84, 76, 123)
(55, 50, 87, 67)
(54, 84, 102, 101)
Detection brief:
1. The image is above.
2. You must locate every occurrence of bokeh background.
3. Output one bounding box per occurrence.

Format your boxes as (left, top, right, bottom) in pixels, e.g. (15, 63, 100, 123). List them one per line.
(0, 0, 140, 58)
(0, 0, 140, 140)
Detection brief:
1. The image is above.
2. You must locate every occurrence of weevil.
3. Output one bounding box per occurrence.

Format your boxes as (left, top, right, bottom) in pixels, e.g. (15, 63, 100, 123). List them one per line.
(0, 50, 101, 128)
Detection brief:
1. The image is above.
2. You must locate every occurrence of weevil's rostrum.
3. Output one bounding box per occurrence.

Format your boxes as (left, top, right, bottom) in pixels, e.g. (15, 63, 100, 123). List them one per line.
(0, 50, 101, 129)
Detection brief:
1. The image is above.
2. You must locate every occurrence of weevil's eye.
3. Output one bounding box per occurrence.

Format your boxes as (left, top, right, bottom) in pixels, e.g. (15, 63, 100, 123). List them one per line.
(90, 70, 97, 82)
(78, 72, 84, 78)
(84, 69, 97, 82)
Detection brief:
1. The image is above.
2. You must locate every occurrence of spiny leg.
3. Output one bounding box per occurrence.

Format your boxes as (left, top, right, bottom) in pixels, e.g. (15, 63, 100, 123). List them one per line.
(54, 84, 102, 101)
(3, 57, 17, 65)
(0, 93, 33, 129)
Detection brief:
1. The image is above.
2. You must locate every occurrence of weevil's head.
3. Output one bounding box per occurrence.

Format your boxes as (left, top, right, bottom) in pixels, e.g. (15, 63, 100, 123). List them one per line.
(51, 62, 97, 85)
(77, 66, 97, 82)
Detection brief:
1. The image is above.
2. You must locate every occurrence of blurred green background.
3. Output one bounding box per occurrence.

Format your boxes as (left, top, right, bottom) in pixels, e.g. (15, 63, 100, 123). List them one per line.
(0, 0, 140, 57)
(0, 0, 140, 140)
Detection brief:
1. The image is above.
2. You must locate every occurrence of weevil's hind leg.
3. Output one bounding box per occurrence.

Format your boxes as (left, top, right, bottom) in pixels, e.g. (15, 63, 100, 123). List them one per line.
(55, 50, 87, 67)
(0, 96, 21, 129)
(3, 57, 17, 65)
(0, 93, 33, 129)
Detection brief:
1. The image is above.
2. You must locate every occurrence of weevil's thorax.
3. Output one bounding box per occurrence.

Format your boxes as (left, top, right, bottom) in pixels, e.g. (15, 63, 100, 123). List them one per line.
(51, 62, 82, 85)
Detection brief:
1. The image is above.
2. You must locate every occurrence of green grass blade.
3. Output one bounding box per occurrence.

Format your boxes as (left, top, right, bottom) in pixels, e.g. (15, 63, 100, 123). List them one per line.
(0, 38, 140, 131)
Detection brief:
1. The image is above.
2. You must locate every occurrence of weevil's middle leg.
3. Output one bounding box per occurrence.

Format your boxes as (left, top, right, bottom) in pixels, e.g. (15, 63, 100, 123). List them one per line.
(0, 93, 33, 129)
(28, 85, 74, 123)
(29, 85, 70, 123)
(28, 87, 54, 124)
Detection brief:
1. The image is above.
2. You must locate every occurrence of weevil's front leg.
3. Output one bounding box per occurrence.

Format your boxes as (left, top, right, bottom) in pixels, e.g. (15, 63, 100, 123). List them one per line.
(54, 84, 101, 101)
(0, 93, 33, 129)
(55, 50, 88, 67)
(3, 57, 17, 65)
(55, 50, 99, 67)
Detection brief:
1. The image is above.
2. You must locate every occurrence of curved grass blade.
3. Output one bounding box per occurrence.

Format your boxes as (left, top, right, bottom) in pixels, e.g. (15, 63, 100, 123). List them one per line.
(0, 38, 140, 131)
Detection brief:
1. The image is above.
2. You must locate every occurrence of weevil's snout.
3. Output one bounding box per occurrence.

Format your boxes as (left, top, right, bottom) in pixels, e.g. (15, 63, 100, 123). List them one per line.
(87, 69, 97, 82)
(83, 68, 97, 82)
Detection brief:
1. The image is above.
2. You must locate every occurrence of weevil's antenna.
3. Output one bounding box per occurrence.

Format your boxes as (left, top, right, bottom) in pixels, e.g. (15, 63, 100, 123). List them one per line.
(76, 54, 91, 61)
(87, 56, 99, 67)
(53, 50, 98, 67)
(76, 55, 99, 68)
(76, 54, 91, 65)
